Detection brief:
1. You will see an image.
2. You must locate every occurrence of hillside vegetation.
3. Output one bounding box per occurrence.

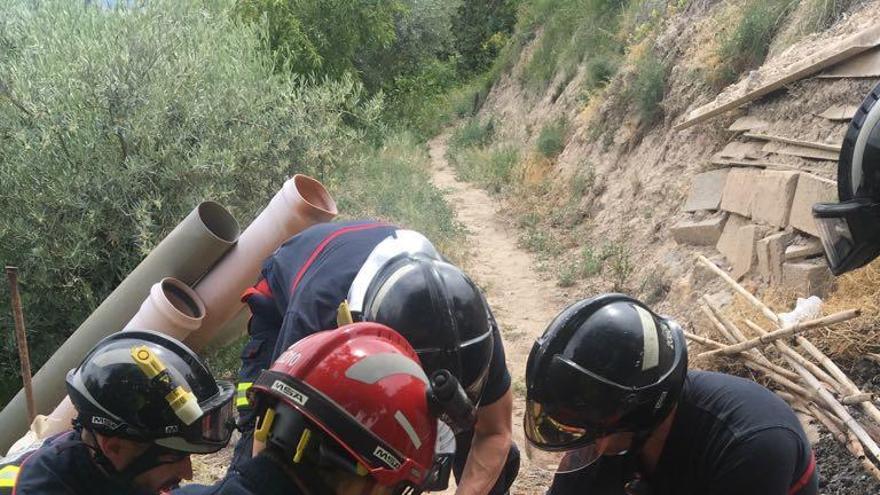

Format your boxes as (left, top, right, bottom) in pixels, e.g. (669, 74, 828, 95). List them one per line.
(0, 0, 518, 400)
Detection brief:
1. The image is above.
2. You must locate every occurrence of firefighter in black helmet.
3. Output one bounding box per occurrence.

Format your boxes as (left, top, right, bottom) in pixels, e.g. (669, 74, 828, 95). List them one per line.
(0, 330, 235, 495)
(813, 80, 880, 275)
(228, 221, 518, 495)
(525, 294, 818, 495)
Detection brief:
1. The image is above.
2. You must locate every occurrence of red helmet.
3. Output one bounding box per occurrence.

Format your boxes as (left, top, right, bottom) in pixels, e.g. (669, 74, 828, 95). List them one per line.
(250, 322, 437, 490)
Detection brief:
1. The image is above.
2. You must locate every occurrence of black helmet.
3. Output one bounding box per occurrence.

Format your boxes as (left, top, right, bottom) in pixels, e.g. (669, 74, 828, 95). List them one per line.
(347, 230, 494, 405)
(813, 80, 880, 275)
(524, 294, 687, 473)
(66, 330, 235, 454)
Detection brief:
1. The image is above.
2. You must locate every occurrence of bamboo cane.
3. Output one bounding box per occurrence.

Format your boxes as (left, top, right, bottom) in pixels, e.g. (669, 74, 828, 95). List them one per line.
(797, 337, 880, 429)
(785, 355, 880, 461)
(5, 267, 35, 424)
(700, 300, 779, 370)
(842, 393, 875, 405)
(698, 309, 860, 358)
(847, 431, 880, 482)
(695, 256, 880, 459)
(806, 402, 847, 441)
(697, 256, 779, 323)
(743, 319, 843, 394)
(697, 307, 800, 382)
(805, 403, 880, 481)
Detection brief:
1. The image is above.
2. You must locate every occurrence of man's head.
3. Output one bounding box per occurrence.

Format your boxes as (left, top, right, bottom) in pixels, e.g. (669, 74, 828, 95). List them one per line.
(523, 294, 688, 474)
(66, 330, 235, 492)
(813, 80, 880, 275)
(250, 323, 439, 495)
(85, 432, 193, 492)
(347, 229, 495, 406)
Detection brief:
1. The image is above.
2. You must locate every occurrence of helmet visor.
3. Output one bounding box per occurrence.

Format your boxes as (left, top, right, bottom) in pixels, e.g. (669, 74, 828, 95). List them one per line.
(524, 400, 591, 449)
(157, 380, 236, 454)
(524, 440, 604, 474)
(814, 214, 854, 273)
(813, 199, 880, 275)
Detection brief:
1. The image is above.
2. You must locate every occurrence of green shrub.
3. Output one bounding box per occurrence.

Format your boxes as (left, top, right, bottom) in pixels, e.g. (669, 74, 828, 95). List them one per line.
(0, 0, 457, 404)
(234, 0, 402, 81)
(579, 246, 604, 277)
(518, 226, 562, 257)
(452, 0, 519, 75)
(570, 164, 596, 199)
(586, 54, 619, 91)
(796, 0, 861, 34)
(557, 262, 578, 287)
(602, 243, 634, 291)
(629, 50, 669, 124)
(711, 0, 794, 88)
(519, 0, 626, 92)
(537, 118, 569, 158)
(337, 132, 465, 259)
(449, 118, 496, 149)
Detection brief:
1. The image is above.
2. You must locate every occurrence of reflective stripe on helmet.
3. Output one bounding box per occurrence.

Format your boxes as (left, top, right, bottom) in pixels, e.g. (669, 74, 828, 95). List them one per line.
(344, 352, 429, 386)
(347, 229, 440, 315)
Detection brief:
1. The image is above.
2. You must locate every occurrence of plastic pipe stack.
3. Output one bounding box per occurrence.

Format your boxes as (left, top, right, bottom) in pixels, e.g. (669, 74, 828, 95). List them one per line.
(0, 202, 239, 453)
(0, 175, 337, 455)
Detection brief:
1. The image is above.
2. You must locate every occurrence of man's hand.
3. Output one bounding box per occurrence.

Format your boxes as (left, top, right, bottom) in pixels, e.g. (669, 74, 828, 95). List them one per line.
(454, 389, 513, 495)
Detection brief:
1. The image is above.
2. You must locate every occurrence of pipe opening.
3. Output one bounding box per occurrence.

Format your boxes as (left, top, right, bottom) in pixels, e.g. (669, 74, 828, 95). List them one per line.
(162, 279, 204, 319)
(198, 201, 241, 243)
(294, 174, 338, 216)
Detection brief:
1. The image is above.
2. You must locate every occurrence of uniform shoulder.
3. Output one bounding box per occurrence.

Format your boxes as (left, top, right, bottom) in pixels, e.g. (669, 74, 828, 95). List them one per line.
(682, 370, 803, 435)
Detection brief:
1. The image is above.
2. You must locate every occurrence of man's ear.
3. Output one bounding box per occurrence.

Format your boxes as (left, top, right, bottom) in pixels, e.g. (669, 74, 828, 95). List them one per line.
(94, 434, 146, 470)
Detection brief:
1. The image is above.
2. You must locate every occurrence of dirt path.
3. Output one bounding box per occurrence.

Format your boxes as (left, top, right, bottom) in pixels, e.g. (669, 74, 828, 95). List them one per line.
(428, 134, 564, 493)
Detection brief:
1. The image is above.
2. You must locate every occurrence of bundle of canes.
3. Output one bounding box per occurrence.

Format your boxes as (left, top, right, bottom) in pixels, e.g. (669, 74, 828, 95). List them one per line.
(687, 255, 880, 481)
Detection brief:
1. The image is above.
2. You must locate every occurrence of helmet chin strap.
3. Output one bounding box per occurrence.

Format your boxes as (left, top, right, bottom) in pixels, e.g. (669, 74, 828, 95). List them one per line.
(621, 431, 654, 495)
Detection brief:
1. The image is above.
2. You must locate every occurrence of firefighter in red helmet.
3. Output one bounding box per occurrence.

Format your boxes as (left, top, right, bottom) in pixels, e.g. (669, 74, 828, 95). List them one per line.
(206, 323, 441, 495)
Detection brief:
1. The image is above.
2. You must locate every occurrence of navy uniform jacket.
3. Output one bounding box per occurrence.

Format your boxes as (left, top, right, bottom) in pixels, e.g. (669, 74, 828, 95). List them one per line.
(0, 431, 152, 495)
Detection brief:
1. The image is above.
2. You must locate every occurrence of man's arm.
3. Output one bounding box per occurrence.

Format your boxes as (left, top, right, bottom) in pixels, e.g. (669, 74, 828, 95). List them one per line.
(454, 388, 513, 495)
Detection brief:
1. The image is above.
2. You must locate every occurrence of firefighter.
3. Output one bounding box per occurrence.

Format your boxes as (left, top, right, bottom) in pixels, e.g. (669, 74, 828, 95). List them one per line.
(813, 80, 880, 275)
(524, 294, 818, 495)
(0, 330, 235, 494)
(232, 221, 518, 494)
(209, 322, 440, 495)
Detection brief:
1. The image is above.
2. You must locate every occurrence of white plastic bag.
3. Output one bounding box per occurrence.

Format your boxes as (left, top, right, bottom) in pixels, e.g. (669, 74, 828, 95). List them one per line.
(778, 296, 823, 328)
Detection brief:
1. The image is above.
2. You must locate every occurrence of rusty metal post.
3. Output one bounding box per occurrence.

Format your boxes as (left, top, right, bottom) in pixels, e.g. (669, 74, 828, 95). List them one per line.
(6, 267, 36, 424)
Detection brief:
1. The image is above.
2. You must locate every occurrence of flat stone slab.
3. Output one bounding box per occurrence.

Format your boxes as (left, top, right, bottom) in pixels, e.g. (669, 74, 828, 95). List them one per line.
(717, 214, 750, 261)
(730, 224, 760, 279)
(783, 260, 833, 297)
(789, 173, 837, 236)
(720, 168, 761, 217)
(757, 231, 792, 284)
(671, 214, 728, 246)
(751, 170, 799, 228)
(683, 169, 730, 212)
(785, 239, 824, 260)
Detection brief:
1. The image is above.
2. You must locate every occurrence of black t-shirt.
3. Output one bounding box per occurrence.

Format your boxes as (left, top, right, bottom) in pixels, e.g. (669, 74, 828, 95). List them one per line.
(548, 371, 818, 495)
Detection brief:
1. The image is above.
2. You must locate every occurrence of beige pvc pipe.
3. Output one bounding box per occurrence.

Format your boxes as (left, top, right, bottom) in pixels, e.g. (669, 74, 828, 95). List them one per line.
(185, 174, 337, 351)
(208, 307, 250, 350)
(18, 278, 210, 446)
(0, 202, 240, 455)
(124, 277, 206, 340)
